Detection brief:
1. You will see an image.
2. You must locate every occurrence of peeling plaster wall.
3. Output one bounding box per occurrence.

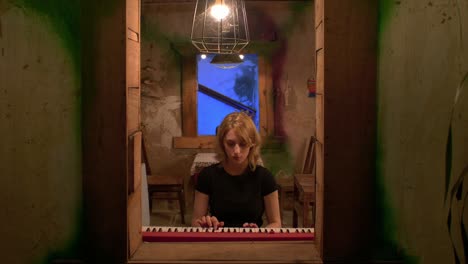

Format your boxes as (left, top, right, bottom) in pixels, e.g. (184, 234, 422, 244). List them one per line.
(377, 0, 468, 263)
(278, 2, 316, 172)
(141, 1, 316, 188)
(141, 3, 196, 194)
(0, 3, 82, 264)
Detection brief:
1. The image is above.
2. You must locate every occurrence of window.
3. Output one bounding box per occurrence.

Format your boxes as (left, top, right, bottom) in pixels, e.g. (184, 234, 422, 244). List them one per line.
(197, 54, 259, 135)
(174, 53, 273, 149)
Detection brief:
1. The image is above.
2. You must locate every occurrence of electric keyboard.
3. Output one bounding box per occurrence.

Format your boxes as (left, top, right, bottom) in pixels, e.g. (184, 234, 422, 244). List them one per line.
(142, 226, 315, 242)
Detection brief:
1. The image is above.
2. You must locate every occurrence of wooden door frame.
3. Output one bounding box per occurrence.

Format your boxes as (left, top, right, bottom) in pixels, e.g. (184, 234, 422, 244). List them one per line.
(82, 0, 377, 263)
(314, 0, 378, 262)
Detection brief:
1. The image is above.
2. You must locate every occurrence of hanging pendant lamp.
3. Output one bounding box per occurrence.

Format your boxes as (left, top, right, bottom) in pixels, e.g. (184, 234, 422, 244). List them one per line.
(191, 0, 250, 55)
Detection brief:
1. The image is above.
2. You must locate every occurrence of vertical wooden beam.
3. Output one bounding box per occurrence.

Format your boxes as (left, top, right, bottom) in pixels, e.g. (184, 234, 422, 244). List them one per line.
(258, 56, 274, 136)
(319, 0, 378, 261)
(182, 56, 198, 136)
(314, 0, 325, 258)
(264, 58, 275, 136)
(82, 1, 127, 262)
(126, 0, 142, 258)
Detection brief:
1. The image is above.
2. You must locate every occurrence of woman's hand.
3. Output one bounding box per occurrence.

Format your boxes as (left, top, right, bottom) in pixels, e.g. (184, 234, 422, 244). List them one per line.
(242, 223, 259, 228)
(194, 215, 224, 229)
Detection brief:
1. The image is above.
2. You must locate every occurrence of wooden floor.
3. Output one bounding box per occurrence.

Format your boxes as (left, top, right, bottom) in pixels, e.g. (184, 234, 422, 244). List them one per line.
(129, 241, 322, 263)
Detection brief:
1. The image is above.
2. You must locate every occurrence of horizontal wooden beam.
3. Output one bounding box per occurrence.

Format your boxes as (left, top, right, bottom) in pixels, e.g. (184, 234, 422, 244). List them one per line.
(174, 135, 288, 150)
(144, 0, 309, 4)
(130, 241, 320, 263)
(173, 136, 216, 149)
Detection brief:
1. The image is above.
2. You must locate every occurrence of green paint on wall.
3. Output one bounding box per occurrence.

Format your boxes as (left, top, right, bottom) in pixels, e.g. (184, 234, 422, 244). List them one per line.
(44, 207, 85, 264)
(10, 0, 82, 155)
(374, 143, 403, 260)
(375, 1, 419, 263)
(375, 102, 420, 264)
(141, 15, 183, 68)
(378, 0, 397, 53)
(8, 0, 84, 263)
(12, 0, 81, 80)
(280, 1, 313, 38)
(261, 138, 295, 178)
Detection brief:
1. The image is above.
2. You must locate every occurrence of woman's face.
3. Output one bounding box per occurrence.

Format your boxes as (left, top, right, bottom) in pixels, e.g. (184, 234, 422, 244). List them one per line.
(223, 129, 251, 166)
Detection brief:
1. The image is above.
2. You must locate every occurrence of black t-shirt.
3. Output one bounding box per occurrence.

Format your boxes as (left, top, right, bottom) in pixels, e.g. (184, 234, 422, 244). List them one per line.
(195, 163, 277, 227)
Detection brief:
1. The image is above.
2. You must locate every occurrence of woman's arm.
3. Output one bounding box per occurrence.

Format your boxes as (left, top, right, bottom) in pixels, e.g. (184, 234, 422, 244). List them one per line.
(191, 191, 209, 226)
(263, 190, 282, 228)
(191, 191, 224, 228)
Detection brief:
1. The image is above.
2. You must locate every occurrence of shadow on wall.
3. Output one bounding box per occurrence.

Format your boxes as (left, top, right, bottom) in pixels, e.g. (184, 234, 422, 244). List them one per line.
(445, 72, 468, 264)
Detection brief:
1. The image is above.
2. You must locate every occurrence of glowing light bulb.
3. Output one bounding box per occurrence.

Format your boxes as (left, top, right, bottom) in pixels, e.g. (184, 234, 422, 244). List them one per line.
(239, 54, 244, 60)
(210, 4, 229, 20)
(201, 54, 207, 59)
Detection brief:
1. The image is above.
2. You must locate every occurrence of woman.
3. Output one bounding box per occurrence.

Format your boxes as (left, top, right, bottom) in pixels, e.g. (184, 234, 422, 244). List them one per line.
(191, 112, 281, 228)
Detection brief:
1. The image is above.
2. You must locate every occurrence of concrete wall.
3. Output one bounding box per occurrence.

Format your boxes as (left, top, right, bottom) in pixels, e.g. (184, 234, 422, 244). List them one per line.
(377, 0, 468, 263)
(0, 1, 82, 263)
(140, 1, 316, 188)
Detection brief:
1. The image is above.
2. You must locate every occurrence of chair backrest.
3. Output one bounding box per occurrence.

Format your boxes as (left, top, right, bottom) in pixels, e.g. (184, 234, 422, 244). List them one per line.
(141, 133, 152, 175)
(301, 136, 316, 174)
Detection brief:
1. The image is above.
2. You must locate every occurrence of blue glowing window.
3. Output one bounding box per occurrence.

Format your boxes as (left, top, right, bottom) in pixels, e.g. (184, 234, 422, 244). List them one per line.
(197, 54, 259, 136)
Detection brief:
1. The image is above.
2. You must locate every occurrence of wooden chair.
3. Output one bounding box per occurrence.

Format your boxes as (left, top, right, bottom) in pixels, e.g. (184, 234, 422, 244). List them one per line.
(292, 136, 316, 228)
(142, 135, 185, 225)
(276, 136, 316, 223)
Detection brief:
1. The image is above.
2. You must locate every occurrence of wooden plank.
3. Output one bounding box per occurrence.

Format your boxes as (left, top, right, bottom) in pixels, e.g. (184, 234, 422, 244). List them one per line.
(258, 56, 268, 136)
(315, 49, 324, 95)
(128, 133, 135, 195)
(182, 56, 197, 136)
(315, 0, 323, 28)
(315, 94, 324, 143)
(127, 29, 139, 42)
(315, 22, 323, 52)
(128, 186, 142, 258)
(320, 0, 377, 261)
(265, 59, 274, 135)
(127, 39, 140, 88)
(314, 141, 324, 257)
(300, 136, 315, 174)
(173, 136, 216, 149)
(127, 0, 140, 35)
(128, 131, 142, 193)
(128, 87, 141, 133)
(82, 1, 127, 262)
(129, 242, 322, 263)
(126, 0, 142, 258)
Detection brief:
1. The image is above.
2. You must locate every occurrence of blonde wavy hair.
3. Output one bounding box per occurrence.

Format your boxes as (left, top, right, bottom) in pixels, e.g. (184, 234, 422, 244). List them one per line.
(215, 111, 262, 171)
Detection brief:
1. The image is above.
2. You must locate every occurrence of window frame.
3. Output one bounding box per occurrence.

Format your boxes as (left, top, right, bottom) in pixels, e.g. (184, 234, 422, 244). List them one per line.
(174, 54, 274, 149)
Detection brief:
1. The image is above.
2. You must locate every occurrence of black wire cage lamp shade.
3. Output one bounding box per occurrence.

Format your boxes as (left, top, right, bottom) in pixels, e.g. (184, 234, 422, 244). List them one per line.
(191, 0, 250, 54)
